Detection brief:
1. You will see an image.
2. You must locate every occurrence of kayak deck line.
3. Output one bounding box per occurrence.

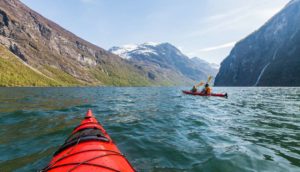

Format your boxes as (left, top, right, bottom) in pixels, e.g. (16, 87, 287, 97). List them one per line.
(72, 122, 102, 132)
(52, 149, 123, 165)
(41, 109, 136, 172)
(44, 154, 125, 172)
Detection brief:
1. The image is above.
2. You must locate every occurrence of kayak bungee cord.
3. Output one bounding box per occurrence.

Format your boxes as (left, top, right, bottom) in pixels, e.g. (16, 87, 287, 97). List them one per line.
(41, 110, 136, 172)
(41, 137, 82, 171)
(47, 149, 123, 166)
(44, 146, 125, 172)
(67, 153, 125, 172)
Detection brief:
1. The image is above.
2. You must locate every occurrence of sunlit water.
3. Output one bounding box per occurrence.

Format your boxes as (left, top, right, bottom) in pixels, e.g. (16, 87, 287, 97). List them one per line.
(0, 87, 299, 172)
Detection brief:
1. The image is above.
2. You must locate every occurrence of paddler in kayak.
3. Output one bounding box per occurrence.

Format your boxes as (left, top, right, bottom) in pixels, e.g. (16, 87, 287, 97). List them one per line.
(191, 85, 197, 92)
(183, 76, 228, 98)
(189, 76, 213, 94)
(201, 83, 211, 95)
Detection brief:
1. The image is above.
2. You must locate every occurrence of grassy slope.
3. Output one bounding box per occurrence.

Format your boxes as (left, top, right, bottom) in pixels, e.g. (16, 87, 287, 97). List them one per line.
(0, 46, 82, 86)
(0, 45, 152, 87)
(44, 66, 83, 86)
(91, 63, 152, 86)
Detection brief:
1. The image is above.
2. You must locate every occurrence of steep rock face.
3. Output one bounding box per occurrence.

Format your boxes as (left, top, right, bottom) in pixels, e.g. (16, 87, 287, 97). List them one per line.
(215, 0, 300, 86)
(0, 0, 151, 86)
(109, 43, 217, 85)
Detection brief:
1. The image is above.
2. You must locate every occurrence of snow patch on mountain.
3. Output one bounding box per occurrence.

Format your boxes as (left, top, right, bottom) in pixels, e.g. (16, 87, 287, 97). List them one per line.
(109, 42, 161, 59)
(109, 44, 138, 59)
(133, 49, 158, 56)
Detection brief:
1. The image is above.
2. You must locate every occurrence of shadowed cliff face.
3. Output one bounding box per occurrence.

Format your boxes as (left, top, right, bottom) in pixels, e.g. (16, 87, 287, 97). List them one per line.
(215, 0, 300, 86)
(0, 0, 152, 86)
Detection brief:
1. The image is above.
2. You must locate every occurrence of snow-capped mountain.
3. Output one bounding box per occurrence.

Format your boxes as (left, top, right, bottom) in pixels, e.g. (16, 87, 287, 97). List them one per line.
(109, 42, 218, 85)
(109, 42, 168, 59)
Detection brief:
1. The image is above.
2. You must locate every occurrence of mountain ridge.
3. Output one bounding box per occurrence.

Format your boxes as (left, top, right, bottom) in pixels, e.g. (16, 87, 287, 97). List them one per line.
(0, 0, 153, 86)
(215, 0, 300, 86)
(0, 0, 218, 87)
(109, 42, 218, 85)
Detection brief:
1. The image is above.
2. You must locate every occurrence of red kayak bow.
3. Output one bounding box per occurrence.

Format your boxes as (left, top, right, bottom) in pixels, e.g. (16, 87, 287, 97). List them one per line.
(42, 110, 135, 172)
(182, 90, 228, 98)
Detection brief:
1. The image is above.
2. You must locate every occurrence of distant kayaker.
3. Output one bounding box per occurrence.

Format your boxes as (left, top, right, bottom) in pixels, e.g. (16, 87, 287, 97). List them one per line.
(201, 84, 211, 94)
(191, 85, 197, 92)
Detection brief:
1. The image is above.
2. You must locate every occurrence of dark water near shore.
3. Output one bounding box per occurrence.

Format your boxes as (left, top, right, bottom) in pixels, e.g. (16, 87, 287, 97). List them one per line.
(0, 87, 299, 172)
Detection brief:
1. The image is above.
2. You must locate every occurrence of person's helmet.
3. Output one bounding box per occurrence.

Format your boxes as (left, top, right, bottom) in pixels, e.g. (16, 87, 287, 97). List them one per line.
(205, 84, 209, 87)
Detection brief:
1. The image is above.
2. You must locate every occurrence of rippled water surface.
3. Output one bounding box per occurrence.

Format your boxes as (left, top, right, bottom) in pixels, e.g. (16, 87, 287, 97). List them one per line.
(0, 87, 299, 172)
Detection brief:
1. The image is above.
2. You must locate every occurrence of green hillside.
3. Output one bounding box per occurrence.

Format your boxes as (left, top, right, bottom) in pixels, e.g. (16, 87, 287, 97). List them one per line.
(0, 46, 81, 86)
(0, 46, 153, 87)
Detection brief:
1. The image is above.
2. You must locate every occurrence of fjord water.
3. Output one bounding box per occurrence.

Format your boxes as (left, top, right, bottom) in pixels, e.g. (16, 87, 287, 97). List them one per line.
(0, 87, 299, 172)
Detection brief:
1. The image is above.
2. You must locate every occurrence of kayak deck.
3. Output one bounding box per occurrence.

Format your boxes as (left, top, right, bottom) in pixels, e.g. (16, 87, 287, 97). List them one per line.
(42, 110, 135, 172)
(182, 90, 228, 98)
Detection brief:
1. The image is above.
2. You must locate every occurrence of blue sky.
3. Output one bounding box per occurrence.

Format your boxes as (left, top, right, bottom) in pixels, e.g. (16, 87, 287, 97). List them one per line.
(21, 0, 289, 64)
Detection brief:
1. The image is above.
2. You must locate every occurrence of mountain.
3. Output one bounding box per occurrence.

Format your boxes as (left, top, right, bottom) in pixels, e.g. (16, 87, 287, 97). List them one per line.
(109, 42, 218, 85)
(190, 57, 219, 76)
(0, 0, 151, 86)
(215, 0, 300, 86)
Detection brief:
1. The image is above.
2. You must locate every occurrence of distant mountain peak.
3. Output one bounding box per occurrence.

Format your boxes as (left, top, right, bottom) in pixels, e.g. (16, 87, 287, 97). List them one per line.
(109, 44, 138, 59)
(109, 42, 218, 84)
(109, 42, 169, 59)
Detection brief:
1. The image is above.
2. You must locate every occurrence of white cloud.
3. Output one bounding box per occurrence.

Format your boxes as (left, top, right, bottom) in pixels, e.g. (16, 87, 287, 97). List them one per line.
(196, 41, 236, 52)
(184, 41, 237, 64)
(182, 0, 288, 64)
(185, 1, 286, 39)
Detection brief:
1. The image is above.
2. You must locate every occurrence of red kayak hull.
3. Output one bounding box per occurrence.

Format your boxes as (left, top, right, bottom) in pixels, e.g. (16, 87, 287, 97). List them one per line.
(42, 110, 135, 172)
(182, 90, 228, 98)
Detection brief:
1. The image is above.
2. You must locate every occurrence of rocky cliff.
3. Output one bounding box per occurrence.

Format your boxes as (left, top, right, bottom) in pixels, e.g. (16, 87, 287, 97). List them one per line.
(0, 0, 151, 86)
(215, 0, 300, 86)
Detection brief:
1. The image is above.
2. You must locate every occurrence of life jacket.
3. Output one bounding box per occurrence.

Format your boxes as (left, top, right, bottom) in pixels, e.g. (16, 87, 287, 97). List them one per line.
(205, 87, 211, 94)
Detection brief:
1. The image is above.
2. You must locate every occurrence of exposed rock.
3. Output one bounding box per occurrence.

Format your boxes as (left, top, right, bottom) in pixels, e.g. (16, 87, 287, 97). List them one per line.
(215, 0, 300, 86)
(0, 9, 9, 27)
(148, 72, 156, 80)
(38, 23, 51, 40)
(9, 44, 27, 62)
(0, 0, 152, 86)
